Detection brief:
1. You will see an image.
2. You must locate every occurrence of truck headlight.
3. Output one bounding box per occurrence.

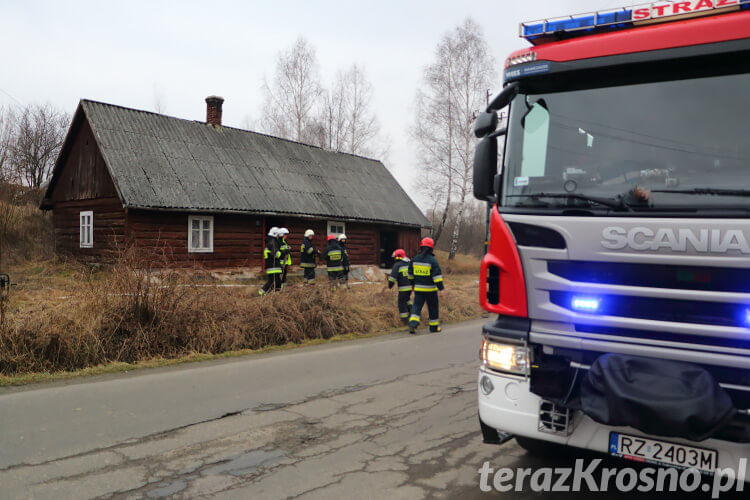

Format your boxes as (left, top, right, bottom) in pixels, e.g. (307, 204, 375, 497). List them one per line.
(480, 337, 529, 375)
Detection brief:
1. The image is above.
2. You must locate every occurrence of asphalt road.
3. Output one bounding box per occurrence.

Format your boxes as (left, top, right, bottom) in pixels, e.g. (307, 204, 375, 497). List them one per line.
(0, 319, 743, 499)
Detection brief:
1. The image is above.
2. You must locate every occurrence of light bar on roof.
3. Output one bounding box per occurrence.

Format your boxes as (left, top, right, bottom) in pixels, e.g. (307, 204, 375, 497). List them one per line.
(520, 0, 750, 42)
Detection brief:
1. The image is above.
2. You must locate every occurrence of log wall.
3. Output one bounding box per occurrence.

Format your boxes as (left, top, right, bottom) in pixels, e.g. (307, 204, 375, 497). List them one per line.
(52, 197, 126, 260)
(127, 210, 264, 268)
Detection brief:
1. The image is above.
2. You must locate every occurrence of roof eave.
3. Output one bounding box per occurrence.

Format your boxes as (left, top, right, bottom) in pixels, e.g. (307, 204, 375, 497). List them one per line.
(124, 204, 429, 229)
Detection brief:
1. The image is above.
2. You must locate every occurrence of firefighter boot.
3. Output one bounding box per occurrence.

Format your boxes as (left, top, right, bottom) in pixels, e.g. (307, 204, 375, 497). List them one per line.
(408, 316, 419, 334)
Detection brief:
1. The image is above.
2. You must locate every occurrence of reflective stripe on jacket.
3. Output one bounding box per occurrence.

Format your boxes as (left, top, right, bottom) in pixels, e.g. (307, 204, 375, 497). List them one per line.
(279, 238, 292, 266)
(389, 259, 412, 291)
(340, 242, 350, 272)
(300, 237, 317, 268)
(264, 237, 282, 274)
(324, 241, 345, 272)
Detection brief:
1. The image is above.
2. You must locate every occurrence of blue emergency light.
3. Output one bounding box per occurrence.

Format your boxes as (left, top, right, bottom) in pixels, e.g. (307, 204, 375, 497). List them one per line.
(745, 308, 750, 326)
(520, 1, 750, 43)
(571, 296, 601, 313)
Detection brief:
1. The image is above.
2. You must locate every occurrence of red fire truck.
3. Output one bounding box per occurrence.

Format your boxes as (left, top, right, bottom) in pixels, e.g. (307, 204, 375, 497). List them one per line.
(473, 1, 750, 477)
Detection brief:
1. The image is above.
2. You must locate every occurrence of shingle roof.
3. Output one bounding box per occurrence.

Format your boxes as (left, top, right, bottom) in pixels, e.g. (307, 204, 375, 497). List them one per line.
(52, 99, 429, 227)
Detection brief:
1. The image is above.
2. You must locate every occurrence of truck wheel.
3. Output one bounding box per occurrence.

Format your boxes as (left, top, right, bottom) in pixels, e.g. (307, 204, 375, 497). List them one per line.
(515, 436, 568, 457)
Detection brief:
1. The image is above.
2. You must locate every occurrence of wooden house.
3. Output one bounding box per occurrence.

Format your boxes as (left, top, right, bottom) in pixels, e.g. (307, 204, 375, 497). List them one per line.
(40, 97, 428, 269)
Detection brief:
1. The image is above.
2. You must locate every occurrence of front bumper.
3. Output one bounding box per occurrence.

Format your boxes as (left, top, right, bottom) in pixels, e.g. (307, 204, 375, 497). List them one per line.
(478, 367, 750, 476)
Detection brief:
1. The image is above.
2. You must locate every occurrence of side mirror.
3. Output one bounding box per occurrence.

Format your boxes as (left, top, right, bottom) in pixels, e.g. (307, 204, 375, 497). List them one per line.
(487, 82, 519, 112)
(474, 111, 498, 138)
(473, 135, 498, 201)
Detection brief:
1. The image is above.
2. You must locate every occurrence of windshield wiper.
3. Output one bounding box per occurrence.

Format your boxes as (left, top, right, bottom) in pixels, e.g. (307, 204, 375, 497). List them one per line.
(507, 192, 633, 211)
(651, 188, 750, 197)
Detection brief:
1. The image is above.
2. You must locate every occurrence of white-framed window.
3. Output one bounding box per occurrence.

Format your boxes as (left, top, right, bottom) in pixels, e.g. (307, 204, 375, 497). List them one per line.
(79, 211, 93, 248)
(327, 221, 346, 237)
(188, 216, 214, 253)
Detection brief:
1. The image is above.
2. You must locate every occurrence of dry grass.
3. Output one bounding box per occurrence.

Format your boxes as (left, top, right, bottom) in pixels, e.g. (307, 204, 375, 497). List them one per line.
(0, 186, 483, 382)
(0, 186, 54, 265)
(0, 249, 482, 378)
(434, 250, 481, 275)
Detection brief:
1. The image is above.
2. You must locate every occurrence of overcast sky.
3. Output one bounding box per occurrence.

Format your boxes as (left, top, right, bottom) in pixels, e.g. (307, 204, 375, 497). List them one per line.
(1, 0, 627, 205)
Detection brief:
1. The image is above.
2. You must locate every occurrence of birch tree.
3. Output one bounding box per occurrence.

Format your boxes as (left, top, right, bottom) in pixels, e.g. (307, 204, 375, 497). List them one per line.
(317, 75, 348, 152)
(314, 64, 380, 156)
(413, 28, 458, 244)
(341, 64, 379, 155)
(413, 19, 495, 258)
(261, 37, 322, 143)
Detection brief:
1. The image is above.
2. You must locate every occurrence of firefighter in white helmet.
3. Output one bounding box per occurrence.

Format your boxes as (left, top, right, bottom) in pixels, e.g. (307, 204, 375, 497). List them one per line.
(300, 229, 318, 283)
(278, 228, 292, 286)
(337, 234, 350, 287)
(260, 227, 282, 295)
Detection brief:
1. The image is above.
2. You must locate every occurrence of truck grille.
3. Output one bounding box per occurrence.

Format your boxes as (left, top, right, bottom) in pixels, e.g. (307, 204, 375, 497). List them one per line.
(548, 260, 750, 294)
(574, 324, 750, 351)
(550, 291, 748, 329)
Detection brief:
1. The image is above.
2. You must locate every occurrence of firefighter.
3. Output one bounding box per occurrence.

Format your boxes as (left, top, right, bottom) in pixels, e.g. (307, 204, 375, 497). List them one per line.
(300, 229, 318, 283)
(408, 237, 444, 334)
(323, 234, 344, 284)
(278, 227, 292, 286)
(338, 234, 350, 287)
(388, 249, 413, 325)
(260, 227, 283, 295)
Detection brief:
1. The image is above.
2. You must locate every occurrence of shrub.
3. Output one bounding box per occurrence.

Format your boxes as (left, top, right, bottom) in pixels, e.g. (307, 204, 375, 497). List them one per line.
(0, 249, 482, 375)
(0, 184, 53, 265)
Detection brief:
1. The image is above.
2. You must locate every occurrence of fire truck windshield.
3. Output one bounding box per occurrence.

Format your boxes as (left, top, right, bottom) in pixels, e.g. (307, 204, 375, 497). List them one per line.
(501, 71, 750, 213)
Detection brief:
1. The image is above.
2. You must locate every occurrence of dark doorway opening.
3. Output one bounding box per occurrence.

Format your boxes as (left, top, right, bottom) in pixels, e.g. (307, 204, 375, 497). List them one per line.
(265, 217, 285, 233)
(380, 230, 398, 268)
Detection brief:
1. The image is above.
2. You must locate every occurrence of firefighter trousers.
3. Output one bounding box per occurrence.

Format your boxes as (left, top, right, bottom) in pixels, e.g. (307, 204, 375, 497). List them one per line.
(281, 265, 289, 285)
(260, 273, 282, 295)
(409, 291, 440, 332)
(397, 290, 413, 324)
(303, 266, 316, 282)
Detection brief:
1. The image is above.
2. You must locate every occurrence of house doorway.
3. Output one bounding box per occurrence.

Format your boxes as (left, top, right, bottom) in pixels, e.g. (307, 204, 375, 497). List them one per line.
(379, 230, 398, 268)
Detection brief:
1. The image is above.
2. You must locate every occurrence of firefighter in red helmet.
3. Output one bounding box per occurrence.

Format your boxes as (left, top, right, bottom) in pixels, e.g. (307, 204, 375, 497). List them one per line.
(323, 234, 345, 284)
(387, 248, 413, 325)
(407, 237, 444, 333)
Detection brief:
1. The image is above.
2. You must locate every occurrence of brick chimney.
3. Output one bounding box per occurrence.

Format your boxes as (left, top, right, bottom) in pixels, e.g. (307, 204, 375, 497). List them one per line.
(205, 95, 224, 127)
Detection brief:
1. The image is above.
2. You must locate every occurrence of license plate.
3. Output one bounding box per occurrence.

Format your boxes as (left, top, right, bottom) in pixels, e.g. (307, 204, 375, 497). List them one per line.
(609, 432, 718, 473)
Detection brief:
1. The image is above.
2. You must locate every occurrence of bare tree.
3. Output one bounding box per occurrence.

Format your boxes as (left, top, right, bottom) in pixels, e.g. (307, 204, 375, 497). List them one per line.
(341, 65, 379, 155)
(7, 104, 70, 189)
(425, 200, 487, 257)
(311, 64, 380, 156)
(152, 83, 167, 114)
(413, 19, 495, 259)
(413, 30, 457, 244)
(260, 37, 322, 143)
(0, 106, 16, 183)
(315, 77, 348, 151)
